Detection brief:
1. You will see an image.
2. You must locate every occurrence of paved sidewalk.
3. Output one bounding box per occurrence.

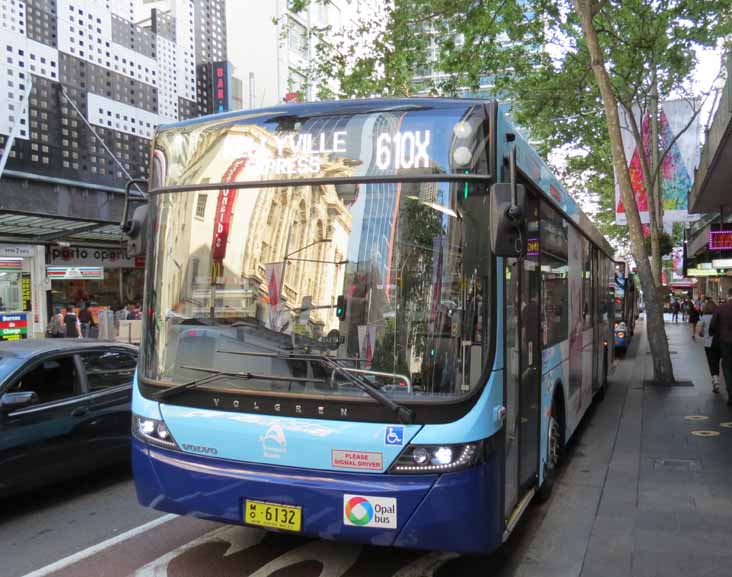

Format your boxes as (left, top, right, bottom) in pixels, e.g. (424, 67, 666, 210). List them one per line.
(515, 318, 732, 577)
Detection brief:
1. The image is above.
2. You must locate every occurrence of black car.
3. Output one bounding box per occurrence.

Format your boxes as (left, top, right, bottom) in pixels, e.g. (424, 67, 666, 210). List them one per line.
(0, 340, 137, 497)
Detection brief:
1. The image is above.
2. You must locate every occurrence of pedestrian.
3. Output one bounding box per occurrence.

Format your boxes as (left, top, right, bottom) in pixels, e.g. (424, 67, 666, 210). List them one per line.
(78, 301, 96, 338)
(681, 299, 689, 323)
(710, 287, 732, 405)
(689, 304, 700, 341)
(63, 303, 82, 339)
(699, 300, 722, 393)
(45, 307, 65, 338)
(672, 300, 680, 323)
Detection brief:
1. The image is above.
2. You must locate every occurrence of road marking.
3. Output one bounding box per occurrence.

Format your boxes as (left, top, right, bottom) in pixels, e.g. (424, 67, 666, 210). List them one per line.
(684, 415, 709, 421)
(690, 430, 720, 437)
(134, 526, 265, 576)
(19, 514, 178, 577)
(248, 540, 362, 577)
(719, 422, 732, 428)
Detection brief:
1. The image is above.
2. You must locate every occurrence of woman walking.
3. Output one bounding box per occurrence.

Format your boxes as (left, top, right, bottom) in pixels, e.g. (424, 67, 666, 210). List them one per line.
(699, 300, 721, 393)
(689, 303, 700, 341)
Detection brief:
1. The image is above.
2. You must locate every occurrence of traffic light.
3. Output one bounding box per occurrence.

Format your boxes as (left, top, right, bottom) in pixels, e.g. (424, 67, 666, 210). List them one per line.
(335, 295, 347, 320)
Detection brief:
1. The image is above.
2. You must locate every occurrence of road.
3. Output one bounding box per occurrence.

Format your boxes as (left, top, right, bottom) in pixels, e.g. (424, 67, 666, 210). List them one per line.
(3, 336, 646, 577)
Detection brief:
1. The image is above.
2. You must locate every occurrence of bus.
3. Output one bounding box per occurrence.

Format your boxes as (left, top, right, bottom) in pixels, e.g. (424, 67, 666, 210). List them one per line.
(126, 98, 615, 555)
(613, 262, 639, 354)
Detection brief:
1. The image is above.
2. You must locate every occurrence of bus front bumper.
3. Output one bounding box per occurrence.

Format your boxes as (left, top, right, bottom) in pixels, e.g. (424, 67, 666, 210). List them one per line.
(132, 438, 502, 554)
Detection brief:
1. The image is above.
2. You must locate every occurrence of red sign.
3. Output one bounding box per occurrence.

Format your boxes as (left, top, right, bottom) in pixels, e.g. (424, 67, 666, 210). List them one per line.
(212, 158, 248, 262)
(283, 91, 301, 103)
(709, 230, 732, 251)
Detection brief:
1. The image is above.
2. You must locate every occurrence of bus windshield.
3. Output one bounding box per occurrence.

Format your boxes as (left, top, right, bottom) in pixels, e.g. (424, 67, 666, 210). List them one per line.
(143, 180, 489, 401)
(141, 101, 493, 406)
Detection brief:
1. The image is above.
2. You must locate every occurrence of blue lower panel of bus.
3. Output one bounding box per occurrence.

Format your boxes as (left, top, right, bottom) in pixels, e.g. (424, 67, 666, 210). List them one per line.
(133, 438, 502, 554)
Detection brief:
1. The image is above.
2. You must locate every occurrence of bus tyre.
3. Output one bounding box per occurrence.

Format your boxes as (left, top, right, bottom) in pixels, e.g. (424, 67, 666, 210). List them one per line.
(536, 403, 563, 503)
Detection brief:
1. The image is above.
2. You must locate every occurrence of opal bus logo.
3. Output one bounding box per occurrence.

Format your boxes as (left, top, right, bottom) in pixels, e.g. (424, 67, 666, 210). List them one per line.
(344, 496, 374, 526)
(260, 423, 287, 458)
(343, 494, 397, 529)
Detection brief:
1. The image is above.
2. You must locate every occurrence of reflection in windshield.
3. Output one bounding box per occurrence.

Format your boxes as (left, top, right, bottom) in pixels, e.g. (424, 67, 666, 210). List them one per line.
(145, 178, 487, 401)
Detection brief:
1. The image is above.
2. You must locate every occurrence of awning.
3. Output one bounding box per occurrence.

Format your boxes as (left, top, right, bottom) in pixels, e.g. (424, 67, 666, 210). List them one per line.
(0, 213, 124, 245)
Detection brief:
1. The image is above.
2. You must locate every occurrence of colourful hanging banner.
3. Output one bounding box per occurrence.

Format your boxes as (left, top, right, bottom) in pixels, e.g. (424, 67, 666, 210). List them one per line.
(615, 99, 700, 226)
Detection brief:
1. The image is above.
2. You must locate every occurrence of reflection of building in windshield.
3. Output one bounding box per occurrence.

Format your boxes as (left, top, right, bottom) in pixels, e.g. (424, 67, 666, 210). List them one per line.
(159, 122, 354, 341)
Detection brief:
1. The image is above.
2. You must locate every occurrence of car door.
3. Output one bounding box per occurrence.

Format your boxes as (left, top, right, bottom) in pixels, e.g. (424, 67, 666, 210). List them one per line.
(77, 348, 136, 464)
(0, 353, 88, 495)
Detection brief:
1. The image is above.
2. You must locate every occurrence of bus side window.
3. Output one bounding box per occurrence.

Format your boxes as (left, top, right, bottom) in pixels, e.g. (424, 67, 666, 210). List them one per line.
(540, 202, 568, 348)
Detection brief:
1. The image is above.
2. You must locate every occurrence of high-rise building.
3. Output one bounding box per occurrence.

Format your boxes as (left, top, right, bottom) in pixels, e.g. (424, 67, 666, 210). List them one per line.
(0, 0, 234, 190)
(0, 0, 236, 339)
(226, 0, 350, 109)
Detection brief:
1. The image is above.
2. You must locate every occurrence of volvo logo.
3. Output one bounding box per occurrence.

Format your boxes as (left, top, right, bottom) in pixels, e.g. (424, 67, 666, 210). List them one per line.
(182, 443, 218, 455)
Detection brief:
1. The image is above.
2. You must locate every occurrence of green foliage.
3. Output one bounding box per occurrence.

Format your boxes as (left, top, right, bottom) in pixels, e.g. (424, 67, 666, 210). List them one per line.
(302, 0, 730, 253)
(644, 231, 674, 258)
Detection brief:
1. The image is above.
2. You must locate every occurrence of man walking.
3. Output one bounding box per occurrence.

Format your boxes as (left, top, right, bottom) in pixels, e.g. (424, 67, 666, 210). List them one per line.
(711, 287, 732, 406)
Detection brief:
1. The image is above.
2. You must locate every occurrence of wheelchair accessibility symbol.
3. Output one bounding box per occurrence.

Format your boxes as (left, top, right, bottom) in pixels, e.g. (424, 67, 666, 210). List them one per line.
(384, 425, 404, 446)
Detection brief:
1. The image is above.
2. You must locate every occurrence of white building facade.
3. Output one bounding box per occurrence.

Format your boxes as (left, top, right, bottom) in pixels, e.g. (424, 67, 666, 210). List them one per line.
(226, 0, 350, 109)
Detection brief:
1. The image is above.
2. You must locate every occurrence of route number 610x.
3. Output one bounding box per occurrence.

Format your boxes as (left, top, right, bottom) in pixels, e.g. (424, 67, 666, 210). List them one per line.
(375, 130, 431, 171)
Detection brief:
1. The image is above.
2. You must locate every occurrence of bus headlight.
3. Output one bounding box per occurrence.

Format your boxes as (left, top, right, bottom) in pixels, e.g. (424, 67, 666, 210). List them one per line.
(133, 414, 179, 450)
(388, 442, 483, 474)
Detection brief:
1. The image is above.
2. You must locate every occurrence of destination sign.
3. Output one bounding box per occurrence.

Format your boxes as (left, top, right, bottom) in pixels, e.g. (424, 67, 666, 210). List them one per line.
(153, 102, 490, 189)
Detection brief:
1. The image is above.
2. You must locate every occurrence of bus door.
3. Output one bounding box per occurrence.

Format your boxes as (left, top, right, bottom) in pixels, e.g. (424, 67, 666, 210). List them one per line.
(504, 192, 541, 519)
(592, 248, 602, 392)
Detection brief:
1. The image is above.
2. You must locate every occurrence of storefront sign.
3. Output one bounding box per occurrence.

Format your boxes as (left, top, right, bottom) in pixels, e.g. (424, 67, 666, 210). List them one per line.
(0, 245, 33, 257)
(47, 266, 104, 280)
(21, 273, 31, 311)
(708, 230, 732, 251)
(686, 268, 719, 277)
(48, 247, 143, 269)
(0, 258, 23, 271)
(712, 258, 732, 269)
(211, 61, 231, 113)
(0, 313, 28, 340)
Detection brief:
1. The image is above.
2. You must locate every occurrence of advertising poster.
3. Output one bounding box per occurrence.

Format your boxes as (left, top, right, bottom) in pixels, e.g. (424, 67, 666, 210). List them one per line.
(615, 99, 700, 225)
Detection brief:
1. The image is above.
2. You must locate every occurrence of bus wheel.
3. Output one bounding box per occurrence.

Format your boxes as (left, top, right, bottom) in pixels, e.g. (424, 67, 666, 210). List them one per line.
(536, 402, 563, 503)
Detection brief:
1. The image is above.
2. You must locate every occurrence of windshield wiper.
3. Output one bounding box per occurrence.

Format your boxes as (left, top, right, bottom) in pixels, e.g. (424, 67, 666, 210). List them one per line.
(154, 366, 326, 401)
(218, 349, 416, 424)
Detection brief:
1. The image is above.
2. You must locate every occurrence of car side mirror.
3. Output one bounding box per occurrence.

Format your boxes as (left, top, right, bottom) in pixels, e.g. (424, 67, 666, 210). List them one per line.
(1, 391, 39, 410)
(489, 183, 526, 257)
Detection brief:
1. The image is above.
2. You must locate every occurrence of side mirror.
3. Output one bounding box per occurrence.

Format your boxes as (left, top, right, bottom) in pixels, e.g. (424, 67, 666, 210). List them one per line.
(489, 183, 526, 257)
(123, 204, 148, 257)
(1, 391, 39, 410)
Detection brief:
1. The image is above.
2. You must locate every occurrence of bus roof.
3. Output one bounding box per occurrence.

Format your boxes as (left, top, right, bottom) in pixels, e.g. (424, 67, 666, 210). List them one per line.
(157, 97, 493, 132)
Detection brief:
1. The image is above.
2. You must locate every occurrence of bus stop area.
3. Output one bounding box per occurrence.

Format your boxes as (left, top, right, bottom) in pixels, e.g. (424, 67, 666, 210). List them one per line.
(509, 318, 732, 577)
(3, 318, 730, 577)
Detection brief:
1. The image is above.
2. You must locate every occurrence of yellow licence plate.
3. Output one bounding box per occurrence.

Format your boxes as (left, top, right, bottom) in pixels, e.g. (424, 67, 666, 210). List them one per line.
(244, 499, 302, 532)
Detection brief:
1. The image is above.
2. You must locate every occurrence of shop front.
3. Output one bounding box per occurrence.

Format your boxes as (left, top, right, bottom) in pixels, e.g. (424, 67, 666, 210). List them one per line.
(0, 244, 47, 340)
(46, 246, 145, 316)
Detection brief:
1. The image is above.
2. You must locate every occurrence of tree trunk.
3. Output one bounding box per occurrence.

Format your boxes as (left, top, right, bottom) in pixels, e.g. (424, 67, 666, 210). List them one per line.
(574, 0, 675, 384)
(649, 72, 664, 285)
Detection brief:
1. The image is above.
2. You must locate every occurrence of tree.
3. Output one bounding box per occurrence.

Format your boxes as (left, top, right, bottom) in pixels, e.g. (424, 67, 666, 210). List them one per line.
(301, 0, 731, 384)
(566, 0, 729, 384)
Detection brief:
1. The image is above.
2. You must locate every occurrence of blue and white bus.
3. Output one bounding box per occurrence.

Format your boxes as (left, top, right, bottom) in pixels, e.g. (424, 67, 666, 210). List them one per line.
(127, 99, 615, 555)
